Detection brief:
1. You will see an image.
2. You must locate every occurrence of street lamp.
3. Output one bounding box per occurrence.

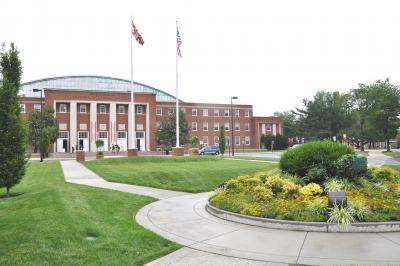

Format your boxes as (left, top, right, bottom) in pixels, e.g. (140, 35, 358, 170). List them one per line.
(230, 96, 238, 156)
(33, 88, 44, 162)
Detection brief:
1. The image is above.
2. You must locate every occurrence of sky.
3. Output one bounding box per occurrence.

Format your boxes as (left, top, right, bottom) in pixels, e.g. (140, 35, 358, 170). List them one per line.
(2, 0, 400, 116)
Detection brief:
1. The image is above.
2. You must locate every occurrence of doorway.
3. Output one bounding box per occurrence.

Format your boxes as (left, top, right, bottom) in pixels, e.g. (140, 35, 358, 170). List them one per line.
(136, 131, 145, 151)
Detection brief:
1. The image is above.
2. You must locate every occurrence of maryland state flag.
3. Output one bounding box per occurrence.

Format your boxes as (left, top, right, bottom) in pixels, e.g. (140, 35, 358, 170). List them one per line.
(131, 19, 144, 45)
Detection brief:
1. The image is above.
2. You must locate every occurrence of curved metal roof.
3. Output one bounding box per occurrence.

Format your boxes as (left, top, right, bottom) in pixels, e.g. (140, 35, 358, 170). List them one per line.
(21, 75, 177, 102)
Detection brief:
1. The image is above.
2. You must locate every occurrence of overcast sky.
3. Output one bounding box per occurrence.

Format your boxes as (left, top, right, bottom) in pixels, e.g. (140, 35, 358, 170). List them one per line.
(2, 0, 400, 116)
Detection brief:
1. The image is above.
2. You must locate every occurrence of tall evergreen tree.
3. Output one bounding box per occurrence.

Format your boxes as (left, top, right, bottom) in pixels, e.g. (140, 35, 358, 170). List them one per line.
(157, 109, 190, 151)
(0, 43, 27, 197)
(219, 125, 226, 156)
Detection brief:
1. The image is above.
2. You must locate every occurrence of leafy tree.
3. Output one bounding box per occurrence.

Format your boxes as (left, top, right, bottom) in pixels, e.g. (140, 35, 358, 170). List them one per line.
(28, 105, 58, 158)
(157, 109, 190, 151)
(0, 43, 27, 197)
(189, 136, 199, 147)
(261, 134, 289, 150)
(219, 125, 226, 156)
(273, 111, 300, 138)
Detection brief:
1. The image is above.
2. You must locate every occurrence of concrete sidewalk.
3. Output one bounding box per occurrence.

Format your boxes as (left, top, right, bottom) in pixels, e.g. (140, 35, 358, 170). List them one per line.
(60, 160, 187, 200)
(367, 149, 400, 166)
(136, 193, 400, 265)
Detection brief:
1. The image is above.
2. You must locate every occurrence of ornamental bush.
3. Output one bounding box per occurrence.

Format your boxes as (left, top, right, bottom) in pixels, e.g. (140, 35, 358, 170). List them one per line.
(280, 141, 355, 183)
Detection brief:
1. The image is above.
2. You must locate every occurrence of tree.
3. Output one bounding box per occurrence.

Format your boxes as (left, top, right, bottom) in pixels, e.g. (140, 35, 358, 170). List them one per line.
(28, 105, 58, 157)
(95, 139, 104, 154)
(273, 110, 302, 138)
(0, 43, 27, 197)
(219, 125, 226, 156)
(157, 109, 190, 151)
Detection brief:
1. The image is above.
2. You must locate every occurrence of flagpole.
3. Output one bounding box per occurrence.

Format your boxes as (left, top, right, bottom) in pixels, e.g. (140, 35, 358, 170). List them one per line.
(175, 20, 180, 148)
(130, 16, 136, 150)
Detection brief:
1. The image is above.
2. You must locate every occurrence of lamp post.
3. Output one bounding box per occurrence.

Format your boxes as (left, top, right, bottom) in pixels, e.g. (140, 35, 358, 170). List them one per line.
(230, 96, 238, 156)
(33, 89, 44, 162)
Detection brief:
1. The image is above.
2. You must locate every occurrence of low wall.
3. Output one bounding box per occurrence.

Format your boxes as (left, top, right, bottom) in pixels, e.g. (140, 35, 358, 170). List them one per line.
(206, 203, 400, 233)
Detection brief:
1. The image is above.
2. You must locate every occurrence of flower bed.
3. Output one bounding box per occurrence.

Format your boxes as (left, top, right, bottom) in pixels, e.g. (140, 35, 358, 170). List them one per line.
(209, 167, 400, 224)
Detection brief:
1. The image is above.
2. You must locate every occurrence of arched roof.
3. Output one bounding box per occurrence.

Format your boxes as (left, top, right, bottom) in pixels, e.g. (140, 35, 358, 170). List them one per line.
(21, 75, 177, 102)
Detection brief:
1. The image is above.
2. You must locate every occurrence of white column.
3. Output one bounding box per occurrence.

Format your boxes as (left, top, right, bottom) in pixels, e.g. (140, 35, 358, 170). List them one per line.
(90, 102, 97, 152)
(128, 104, 133, 148)
(110, 103, 117, 145)
(272, 124, 277, 136)
(262, 123, 266, 135)
(70, 101, 77, 152)
(146, 103, 150, 151)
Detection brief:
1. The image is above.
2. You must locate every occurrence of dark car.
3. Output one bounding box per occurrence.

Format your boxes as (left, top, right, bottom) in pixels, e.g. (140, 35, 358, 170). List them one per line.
(199, 146, 220, 155)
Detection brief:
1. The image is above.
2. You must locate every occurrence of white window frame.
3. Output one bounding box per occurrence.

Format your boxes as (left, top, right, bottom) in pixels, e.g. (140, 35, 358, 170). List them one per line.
(213, 109, 219, 117)
(203, 109, 208, 116)
(136, 105, 143, 114)
(224, 122, 230, 131)
(235, 109, 240, 117)
(58, 131, 69, 139)
(192, 109, 197, 116)
(58, 103, 66, 113)
(20, 104, 25, 113)
(80, 104, 87, 113)
(214, 136, 219, 146)
(245, 122, 250, 131)
(78, 131, 88, 139)
(244, 110, 250, 117)
(224, 109, 230, 117)
(203, 122, 208, 131)
(245, 136, 251, 145)
(266, 124, 272, 131)
(156, 121, 161, 130)
(98, 131, 108, 139)
(192, 122, 197, 131)
(117, 105, 125, 114)
(203, 136, 209, 146)
(156, 107, 162, 116)
(226, 136, 230, 146)
(235, 122, 240, 131)
(99, 104, 107, 114)
(214, 122, 219, 131)
(117, 131, 127, 139)
(235, 136, 240, 145)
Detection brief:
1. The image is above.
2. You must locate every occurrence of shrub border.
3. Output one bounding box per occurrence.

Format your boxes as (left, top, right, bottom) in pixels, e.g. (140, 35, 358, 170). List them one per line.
(206, 202, 400, 233)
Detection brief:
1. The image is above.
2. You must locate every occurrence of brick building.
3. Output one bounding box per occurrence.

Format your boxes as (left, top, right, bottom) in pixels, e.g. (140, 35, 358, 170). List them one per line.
(21, 76, 283, 152)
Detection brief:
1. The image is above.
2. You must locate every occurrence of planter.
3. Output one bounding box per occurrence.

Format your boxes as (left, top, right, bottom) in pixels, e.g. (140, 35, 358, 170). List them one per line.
(206, 202, 400, 233)
(96, 153, 104, 159)
(190, 148, 199, 156)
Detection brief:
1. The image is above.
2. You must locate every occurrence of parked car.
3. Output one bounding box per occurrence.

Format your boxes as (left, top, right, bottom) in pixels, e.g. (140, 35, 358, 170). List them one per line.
(199, 146, 220, 155)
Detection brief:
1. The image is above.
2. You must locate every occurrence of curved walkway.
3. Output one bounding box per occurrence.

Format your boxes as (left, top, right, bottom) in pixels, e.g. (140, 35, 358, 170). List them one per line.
(136, 192, 400, 265)
(367, 149, 400, 166)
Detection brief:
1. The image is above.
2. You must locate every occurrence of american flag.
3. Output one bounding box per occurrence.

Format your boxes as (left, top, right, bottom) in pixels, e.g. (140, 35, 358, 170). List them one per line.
(177, 26, 182, 58)
(131, 19, 144, 45)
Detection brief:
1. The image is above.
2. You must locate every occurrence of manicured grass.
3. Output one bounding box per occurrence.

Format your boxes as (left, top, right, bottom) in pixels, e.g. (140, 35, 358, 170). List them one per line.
(228, 156, 280, 162)
(383, 151, 400, 159)
(0, 161, 179, 266)
(83, 156, 278, 193)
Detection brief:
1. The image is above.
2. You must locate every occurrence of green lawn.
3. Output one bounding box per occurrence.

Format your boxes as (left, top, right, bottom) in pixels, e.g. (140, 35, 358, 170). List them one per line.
(83, 156, 278, 193)
(383, 151, 400, 159)
(228, 156, 280, 162)
(0, 161, 179, 266)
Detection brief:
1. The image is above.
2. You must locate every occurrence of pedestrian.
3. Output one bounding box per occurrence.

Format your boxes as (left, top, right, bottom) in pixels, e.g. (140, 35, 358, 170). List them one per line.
(112, 144, 115, 154)
(116, 144, 120, 154)
(71, 146, 75, 153)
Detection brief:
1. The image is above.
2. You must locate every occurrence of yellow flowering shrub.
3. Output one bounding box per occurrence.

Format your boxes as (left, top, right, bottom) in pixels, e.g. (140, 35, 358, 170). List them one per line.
(265, 175, 287, 194)
(252, 185, 273, 203)
(299, 183, 323, 196)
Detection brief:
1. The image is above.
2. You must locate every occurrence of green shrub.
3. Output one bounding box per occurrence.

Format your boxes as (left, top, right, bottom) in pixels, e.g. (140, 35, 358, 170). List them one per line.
(324, 179, 344, 192)
(305, 166, 328, 184)
(252, 185, 273, 203)
(348, 201, 371, 221)
(335, 154, 368, 179)
(369, 167, 400, 183)
(299, 183, 323, 196)
(265, 175, 287, 194)
(306, 202, 327, 221)
(327, 204, 355, 226)
(280, 141, 355, 182)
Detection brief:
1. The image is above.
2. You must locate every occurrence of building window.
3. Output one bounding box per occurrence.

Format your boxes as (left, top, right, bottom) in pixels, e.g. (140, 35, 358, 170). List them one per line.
(59, 123, 67, 130)
(214, 136, 219, 146)
(168, 108, 174, 115)
(224, 122, 230, 131)
(245, 136, 250, 145)
(203, 109, 208, 116)
(117, 105, 125, 114)
(99, 124, 107, 131)
(266, 124, 272, 131)
(136, 132, 144, 138)
(214, 122, 219, 131)
(99, 104, 106, 114)
(192, 109, 197, 116)
(213, 109, 219, 116)
(118, 124, 125, 130)
(136, 105, 143, 114)
(235, 136, 240, 145)
(58, 131, 68, 138)
(235, 122, 240, 131)
(80, 104, 87, 113)
(224, 109, 229, 117)
(58, 103, 66, 113)
(203, 136, 209, 146)
(245, 123, 250, 131)
(117, 131, 126, 138)
(203, 122, 208, 131)
(98, 131, 108, 139)
(226, 136, 230, 146)
(192, 122, 197, 131)
(20, 104, 25, 113)
(78, 131, 88, 139)
(156, 121, 161, 129)
(79, 124, 87, 130)
(156, 107, 162, 116)
(244, 110, 250, 117)
(235, 109, 240, 117)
